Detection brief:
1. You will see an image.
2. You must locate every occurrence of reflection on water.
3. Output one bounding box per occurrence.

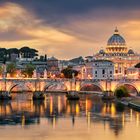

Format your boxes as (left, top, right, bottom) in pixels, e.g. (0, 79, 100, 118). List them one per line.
(0, 93, 140, 140)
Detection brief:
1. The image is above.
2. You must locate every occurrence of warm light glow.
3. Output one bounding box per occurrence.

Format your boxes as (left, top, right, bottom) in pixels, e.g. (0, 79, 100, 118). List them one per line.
(58, 96, 61, 113)
(88, 74, 92, 79)
(75, 83, 80, 91)
(66, 104, 70, 114)
(87, 112, 91, 129)
(85, 99, 88, 116)
(130, 109, 133, 122)
(136, 112, 140, 127)
(101, 103, 107, 116)
(21, 114, 25, 127)
(50, 96, 53, 115)
(110, 103, 116, 117)
(76, 103, 80, 115)
(53, 116, 56, 129)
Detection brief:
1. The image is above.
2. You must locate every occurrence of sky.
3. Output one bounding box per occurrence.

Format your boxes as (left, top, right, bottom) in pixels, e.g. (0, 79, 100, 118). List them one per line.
(0, 0, 140, 59)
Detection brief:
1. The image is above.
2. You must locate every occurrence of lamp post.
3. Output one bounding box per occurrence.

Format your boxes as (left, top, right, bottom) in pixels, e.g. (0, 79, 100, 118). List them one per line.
(44, 69, 47, 79)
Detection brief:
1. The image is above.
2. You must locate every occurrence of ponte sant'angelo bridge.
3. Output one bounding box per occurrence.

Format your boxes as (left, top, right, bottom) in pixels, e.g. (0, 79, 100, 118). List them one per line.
(0, 78, 140, 98)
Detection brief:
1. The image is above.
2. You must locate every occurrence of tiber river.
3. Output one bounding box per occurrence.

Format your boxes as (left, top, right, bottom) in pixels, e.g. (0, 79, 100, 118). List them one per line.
(0, 93, 140, 140)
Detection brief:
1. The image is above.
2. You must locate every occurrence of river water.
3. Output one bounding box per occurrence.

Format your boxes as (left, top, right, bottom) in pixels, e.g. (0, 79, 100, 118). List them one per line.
(0, 93, 140, 140)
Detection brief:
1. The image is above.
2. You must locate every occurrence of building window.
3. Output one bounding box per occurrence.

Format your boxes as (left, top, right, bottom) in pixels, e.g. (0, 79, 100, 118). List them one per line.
(110, 71, 112, 74)
(102, 69, 105, 74)
(95, 71, 97, 74)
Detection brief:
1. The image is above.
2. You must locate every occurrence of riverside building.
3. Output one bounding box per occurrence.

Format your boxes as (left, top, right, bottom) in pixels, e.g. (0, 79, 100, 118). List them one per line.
(81, 28, 140, 79)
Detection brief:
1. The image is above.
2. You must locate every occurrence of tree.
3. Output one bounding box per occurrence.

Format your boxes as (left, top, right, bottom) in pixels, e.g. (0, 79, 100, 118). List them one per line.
(22, 64, 35, 78)
(7, 48, 19, 60)
(7, 63, 17, 77)
(19, 46, 38, 58)
(0, 65, 3, 76)
(115, 86, 129, 98)
(61, 67, 79, 78)
(0, 48, 7, 61)
(40, 55, 44, 61)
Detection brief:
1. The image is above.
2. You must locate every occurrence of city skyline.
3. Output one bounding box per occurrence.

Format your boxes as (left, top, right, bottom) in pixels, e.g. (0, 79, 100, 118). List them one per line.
(1, 1, 140, 140)
(0, 0, 140, 59)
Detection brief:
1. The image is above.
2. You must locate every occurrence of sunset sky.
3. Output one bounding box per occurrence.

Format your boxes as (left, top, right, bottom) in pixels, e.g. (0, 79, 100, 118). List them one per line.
(0, 0, 140, 59)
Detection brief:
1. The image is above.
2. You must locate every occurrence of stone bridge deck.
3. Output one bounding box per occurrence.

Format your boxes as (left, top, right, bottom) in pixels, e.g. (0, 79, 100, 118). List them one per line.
(0, 78, 140, 93)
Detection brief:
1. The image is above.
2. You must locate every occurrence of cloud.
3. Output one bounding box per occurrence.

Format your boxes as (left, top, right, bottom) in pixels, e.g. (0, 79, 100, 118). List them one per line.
(2, 0, 139, 25)
(0, 2, 75, 42)
(0, 2, 76, 59)
(0, 1, 140, 59)
(0, 2, 37, 31)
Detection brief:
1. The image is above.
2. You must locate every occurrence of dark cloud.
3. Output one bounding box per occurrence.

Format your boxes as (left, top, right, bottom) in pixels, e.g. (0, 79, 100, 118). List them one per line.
(0, 0, 140, 59)
(0, 0, 139, 30)
(0, 0, 140, 20)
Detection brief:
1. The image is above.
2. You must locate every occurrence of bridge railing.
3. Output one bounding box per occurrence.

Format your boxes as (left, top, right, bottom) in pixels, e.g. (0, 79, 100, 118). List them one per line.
(0, 78, 140, 82)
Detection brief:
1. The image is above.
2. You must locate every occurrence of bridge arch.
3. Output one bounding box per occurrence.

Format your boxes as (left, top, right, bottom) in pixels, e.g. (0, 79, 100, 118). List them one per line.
(44, 82, 67, 91)
(8, 83, 34, 94)
(114, 82, 139, 96)
(80, 83, 103, 92)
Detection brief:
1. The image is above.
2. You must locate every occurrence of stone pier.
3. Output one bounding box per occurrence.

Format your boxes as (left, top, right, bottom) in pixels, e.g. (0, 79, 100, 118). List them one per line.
(0, 91, 12, 100)
(33, 91, 45, 100)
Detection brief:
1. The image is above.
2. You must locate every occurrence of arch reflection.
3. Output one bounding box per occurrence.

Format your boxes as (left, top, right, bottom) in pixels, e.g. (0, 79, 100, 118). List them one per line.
(0, 94, 139, 136)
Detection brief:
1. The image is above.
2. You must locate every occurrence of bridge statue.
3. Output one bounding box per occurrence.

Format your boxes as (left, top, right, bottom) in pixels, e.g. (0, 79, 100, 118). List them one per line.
(33, 69, 37, 78)
(44, 69, 47, 79)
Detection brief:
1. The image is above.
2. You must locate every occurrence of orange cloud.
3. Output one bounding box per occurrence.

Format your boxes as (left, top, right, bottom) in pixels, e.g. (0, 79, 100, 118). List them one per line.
(0, 2, 75, 42)
(0, 3, 140, 59)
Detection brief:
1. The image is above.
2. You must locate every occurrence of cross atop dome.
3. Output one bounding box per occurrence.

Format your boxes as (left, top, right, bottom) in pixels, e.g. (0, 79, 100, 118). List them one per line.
(114, 27, 119, 34)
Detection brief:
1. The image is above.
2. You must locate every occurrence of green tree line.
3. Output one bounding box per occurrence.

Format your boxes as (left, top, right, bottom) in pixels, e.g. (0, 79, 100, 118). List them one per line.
(0, 46, 38, 61)
(0, 63, 35, 78)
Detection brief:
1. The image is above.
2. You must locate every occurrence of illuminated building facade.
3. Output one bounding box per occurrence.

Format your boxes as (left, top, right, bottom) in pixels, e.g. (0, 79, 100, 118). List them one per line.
(47, 56, 60, 77)
(92, 60, 114, 80)
(93, 28, 140, 79)
(78, 28, 140, 79)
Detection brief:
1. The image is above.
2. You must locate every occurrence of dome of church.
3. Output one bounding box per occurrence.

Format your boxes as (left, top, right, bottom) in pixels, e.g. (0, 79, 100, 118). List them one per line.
(128, 49, 134, 54)
(99, 49, 105, 54)
(106, 28, 127, 55)
(107, 28, 126, 46)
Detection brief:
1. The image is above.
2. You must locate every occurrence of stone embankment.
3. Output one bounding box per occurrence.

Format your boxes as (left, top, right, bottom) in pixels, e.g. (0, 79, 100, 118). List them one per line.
(116, 97, 140, 111)
(128, 98, 140, 110)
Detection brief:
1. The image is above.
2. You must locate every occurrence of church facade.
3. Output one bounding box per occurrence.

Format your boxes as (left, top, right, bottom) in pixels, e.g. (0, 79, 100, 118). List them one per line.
(83, 28, 140, 79)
